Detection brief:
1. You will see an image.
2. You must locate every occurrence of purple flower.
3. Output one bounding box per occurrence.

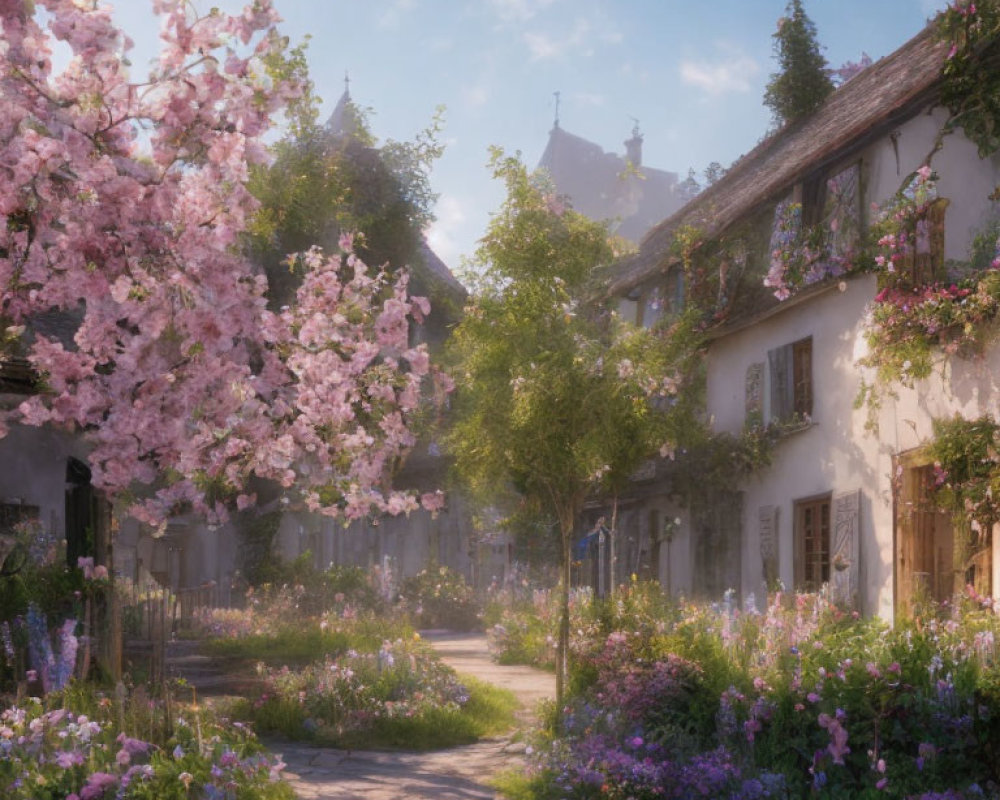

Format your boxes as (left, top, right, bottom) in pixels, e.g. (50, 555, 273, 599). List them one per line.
(116, 733, 150, 756)
(56, 750, 84, 768)
(79, 771, 118, 800)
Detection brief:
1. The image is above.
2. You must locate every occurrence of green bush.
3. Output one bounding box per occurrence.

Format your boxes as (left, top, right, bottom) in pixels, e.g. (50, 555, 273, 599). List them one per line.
(400, 565, 480, 630)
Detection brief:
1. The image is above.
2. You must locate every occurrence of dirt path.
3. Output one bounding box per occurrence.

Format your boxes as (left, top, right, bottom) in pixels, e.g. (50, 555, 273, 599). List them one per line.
(268, 631, 555, 800)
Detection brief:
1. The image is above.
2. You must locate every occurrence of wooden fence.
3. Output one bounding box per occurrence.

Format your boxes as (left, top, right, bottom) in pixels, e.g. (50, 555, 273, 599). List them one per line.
(119, 580, 229, 683)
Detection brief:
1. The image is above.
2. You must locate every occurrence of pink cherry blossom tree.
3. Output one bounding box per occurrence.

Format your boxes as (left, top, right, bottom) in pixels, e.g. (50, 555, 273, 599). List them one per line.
(0, 0, 445, 524)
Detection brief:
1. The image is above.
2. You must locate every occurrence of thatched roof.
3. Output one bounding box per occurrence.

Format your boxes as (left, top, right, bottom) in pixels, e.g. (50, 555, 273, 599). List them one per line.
(607, 24, 949, 296)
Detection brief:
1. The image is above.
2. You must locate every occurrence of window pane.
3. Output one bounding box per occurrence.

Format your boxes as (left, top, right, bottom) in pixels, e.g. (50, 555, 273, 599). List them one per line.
(822, 163, 861, 257)
(796, 497, 831, 590)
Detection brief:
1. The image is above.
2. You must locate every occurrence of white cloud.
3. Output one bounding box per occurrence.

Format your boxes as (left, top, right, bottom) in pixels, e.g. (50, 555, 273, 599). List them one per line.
(524, 17, 591, 61)
(463, 85, 490, 108)
(679, 47, 760, 95)
(427, 195, 469, 268)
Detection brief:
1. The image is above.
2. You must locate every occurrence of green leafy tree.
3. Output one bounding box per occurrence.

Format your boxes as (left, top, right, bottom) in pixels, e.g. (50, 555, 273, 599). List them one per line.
(703, 161, 727, 187)
(763, 0, 834, 126)
(447, 151, 703, 707)
(245, 52, 445, 310)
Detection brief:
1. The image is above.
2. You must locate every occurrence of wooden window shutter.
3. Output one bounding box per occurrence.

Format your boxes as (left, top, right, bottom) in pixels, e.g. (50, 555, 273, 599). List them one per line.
(928, 197, 949, 281)
(902, 197, 950, 288)
(831, 489, 861, 608)
(768, 344, 793, 422)
(759, 504, 779, 586)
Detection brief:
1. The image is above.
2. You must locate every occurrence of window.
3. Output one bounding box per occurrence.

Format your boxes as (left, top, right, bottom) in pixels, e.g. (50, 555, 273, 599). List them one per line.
(0, 502, 40, 537)
(640, 284, 664, 329)
(767, 336, 812, 423)
(769, 163, 862, 291)
(0, 358, 37, 395)
(618, 295, 639, 325)
(822, 163, 862, 257)
(636, 267, 684, 329)
(800, 162, 861, 236)
(901, 198, 949, 289)
(794, 495, 830, 590)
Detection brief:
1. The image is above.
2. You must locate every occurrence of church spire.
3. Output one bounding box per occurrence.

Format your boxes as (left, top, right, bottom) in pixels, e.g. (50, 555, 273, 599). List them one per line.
(325, 71, 360, 139)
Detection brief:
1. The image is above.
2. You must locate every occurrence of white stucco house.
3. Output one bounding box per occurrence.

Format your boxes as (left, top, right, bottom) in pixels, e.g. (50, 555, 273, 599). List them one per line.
(602, 23, 1000, 621)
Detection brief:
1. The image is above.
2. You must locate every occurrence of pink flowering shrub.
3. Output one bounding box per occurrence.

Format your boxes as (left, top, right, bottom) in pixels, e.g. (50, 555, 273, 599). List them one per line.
(860, 274, 1000, 399)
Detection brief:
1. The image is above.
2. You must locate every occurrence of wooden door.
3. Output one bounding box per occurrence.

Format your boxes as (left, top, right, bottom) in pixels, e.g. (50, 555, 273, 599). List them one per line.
(895, 461, 956, 616)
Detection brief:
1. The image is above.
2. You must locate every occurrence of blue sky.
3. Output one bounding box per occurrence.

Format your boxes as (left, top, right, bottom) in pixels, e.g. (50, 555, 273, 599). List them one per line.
(110, 0, 942, 272)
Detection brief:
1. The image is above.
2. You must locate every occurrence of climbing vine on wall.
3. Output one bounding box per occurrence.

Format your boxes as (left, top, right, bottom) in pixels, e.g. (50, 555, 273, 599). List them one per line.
(927, 414, 1000, 530)
(854, 171, 1000, 428)
(853, 0, 1000, 421)
(939, 0, 1000, 158)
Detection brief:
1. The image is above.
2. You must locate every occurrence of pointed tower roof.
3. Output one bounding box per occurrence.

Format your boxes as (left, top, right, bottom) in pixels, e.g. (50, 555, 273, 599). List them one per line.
(324, 72, 362, 140)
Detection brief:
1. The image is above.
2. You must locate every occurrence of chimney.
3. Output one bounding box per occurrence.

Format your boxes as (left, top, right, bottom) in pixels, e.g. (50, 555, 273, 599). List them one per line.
(624, 119, 642, 167)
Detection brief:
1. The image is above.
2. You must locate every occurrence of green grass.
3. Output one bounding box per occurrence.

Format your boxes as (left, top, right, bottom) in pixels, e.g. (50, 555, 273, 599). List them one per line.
(236, 674, 518, 751)
(200, 628, 352, 665)
(199, 618, 414, 666)
(491, 769, 554, 800)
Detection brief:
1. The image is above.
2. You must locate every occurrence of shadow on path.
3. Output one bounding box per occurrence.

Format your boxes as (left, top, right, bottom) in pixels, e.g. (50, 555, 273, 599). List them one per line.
(270, 631, 555, 800)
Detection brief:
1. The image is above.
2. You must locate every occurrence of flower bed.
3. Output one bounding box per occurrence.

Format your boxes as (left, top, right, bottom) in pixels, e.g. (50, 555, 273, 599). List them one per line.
(239, 636, 515, 749)
(502, 587, 1000, 799)
(0, 688, 292, 800)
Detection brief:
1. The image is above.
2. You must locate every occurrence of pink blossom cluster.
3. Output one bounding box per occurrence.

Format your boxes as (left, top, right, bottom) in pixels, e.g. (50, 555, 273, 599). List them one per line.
(870, 280, 997, 356)
(0, 1, 447, 523)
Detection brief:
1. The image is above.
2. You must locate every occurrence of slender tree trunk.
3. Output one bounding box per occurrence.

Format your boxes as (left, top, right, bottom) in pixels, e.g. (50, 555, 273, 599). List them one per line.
(556, 519, 571, 714)
(608, 495, 619, 601)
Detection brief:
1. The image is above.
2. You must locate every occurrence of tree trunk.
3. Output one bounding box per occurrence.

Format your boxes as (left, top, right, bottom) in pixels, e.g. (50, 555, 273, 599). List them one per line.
(608, 495, 619, 601)
(556, 520, 571, 714)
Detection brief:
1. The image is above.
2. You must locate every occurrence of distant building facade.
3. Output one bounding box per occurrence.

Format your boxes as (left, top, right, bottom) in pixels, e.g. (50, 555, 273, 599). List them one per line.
(537, 122, 684, 244)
